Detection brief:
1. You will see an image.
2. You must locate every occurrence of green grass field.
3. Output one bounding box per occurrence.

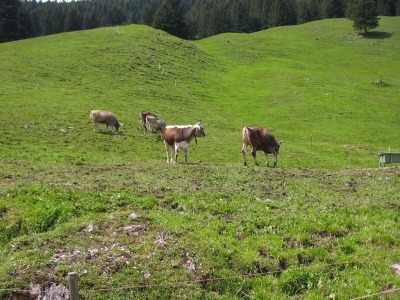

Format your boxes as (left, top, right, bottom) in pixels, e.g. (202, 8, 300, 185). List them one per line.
(0, 17, 400, 299)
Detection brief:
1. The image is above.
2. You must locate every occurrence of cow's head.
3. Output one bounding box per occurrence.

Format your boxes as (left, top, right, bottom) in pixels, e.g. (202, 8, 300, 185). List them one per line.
(194, 122, 207, 137)
(115, 122, 123, 132)
(275, 140, 282, 153)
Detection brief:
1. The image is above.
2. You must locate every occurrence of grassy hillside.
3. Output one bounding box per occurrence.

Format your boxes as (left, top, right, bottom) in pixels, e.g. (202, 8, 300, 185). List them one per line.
(0, 18, 400, 299)
(1, 18, 399, 169)
(193, 17, 400, 168)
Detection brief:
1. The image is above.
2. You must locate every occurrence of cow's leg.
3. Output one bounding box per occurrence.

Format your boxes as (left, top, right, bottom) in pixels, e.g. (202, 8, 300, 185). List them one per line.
(241, 144, 247, 166)
(165, 145, 171, 163)
(265, 152, 270, 167)
(92, 122, 96, 132)
(251, 148, 260, 166)
(171, 148, 176, 163)
(273, 153, 278, 167)
(174, 144, 180, 164)
(167, 149, 171, 163)
(183, 149, 188, 163)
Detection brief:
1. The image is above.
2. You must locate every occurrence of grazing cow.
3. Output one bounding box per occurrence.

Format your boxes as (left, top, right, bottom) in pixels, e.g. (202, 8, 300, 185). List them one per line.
(163, 122, 207, 164)
(87, 110, 123, 132)
(242, 126, 282, 167)
(146, 115, 166, 138)
(140, 111, 157, 134)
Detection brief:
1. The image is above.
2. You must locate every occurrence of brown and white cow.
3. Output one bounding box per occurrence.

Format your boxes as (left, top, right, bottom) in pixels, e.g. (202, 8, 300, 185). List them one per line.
(242, 126, 282, 167)
(163, 122, 207, 164)
(139, 111, 157, 134)
(87, 110, 123, 132)
(146, 115, 166, 139)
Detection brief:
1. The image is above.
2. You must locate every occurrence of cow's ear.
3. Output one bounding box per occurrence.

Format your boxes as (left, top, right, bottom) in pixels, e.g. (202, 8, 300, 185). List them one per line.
(278, 141, 282, 145)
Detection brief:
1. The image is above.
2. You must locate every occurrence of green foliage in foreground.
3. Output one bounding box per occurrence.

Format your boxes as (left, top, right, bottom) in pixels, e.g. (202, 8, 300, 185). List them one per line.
(0, 17, 400, 299)
(0, 164, 400, 299)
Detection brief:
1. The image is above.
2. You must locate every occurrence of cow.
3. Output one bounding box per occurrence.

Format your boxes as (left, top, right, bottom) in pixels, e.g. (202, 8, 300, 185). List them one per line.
(146, 115, 166, 139)
(87, 110, 123, 133)
(140, 111, 157, 134)
(163, 122, 207, 164)
(242, 126, 282, 167)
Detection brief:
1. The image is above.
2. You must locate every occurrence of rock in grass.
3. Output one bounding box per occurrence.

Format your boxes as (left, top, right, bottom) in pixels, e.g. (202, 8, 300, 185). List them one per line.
(128, 213, 141, 220)
(392, 263, 400, 275)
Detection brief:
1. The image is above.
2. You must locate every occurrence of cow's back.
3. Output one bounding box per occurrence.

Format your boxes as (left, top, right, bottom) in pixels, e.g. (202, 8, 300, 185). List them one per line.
(163, 127, 180, 146)
(243, 126, 263, 147)
(90, 110, 121, 130)
(140, 111, 157, 122)
(146, 115, 166, 135)
(244, 126, 279, 149)
(89, 110, 102, 119)
(163, 126, 197, 145)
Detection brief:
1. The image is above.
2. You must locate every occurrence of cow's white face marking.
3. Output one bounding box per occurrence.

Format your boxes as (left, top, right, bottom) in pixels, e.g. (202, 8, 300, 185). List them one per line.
(193, 123, 207, 137)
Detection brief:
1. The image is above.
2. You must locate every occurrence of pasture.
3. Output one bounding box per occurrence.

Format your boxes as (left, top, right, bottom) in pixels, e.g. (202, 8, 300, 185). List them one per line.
(0, 17, 400, 299)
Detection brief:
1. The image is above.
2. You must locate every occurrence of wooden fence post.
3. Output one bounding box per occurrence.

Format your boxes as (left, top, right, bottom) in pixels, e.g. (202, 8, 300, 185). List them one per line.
(68, 272, 79, 300)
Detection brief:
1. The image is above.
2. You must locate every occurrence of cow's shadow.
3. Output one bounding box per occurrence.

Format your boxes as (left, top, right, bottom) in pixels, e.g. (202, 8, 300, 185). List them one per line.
(174, 161, 202, 165)
(99, 131, 125, 136)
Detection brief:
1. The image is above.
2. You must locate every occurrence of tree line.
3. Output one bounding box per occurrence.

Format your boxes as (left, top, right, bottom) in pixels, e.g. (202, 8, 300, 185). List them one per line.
(1, 0, 399, 43)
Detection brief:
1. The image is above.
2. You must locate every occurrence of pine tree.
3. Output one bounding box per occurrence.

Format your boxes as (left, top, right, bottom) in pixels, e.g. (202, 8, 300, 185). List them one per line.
(346, 0, 379, 34)
(64, 5, 81, 32)
(82, 10, 98, 30)
(207, 4, 231, 36)
(260, 0, 273, 29)
(376, 0, 396, 15)
(234, 1, 250, 33)
(140, 4, 154, 25)
(51, 4, 65, 34)
(31, 9, 41, 36)
(322, 0, 346, 19)
(17, 3, 34, 39)
(297, 0, 312, 24)
(268, 0, 297, 28)
(185, 11, 198, 39)
(0, 0, 21, 42)
(153, 0, 188, 39)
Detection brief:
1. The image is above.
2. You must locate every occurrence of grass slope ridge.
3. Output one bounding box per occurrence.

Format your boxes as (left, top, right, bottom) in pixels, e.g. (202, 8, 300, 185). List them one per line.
(0, 18, 400, 299)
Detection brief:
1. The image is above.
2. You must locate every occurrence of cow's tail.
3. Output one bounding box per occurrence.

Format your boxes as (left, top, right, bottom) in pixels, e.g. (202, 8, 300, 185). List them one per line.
(242, 126, 249, 143)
